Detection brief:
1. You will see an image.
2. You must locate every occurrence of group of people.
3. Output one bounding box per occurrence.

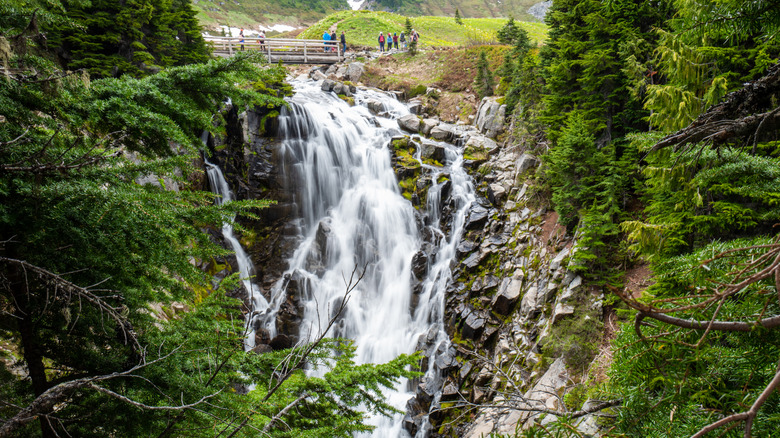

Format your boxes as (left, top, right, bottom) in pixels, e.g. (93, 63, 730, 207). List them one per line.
(322, 30, 347, 54)
(238, 28, 265, 51)
(378, 29, 418, 52)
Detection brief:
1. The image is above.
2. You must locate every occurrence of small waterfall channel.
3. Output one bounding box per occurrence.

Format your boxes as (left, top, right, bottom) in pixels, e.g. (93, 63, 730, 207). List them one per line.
(207, 81, 475, 436)
(204, 156, 269, 350)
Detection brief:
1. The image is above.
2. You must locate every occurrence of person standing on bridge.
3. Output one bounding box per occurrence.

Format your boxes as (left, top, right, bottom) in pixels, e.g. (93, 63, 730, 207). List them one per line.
(259, 30, 265, 50)
(323, 30, 331, 53)
(393, 32, 399, 50)
(378, 32, 385, 52)
(330, 30, 337, 53)
(340, 31, 347, 55)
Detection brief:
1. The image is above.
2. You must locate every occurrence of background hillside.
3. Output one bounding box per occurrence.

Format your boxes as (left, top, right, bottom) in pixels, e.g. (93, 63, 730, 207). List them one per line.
(191, 0, 544, 31)
(365, 0, 541, 21)
(297, 11, 546, 48)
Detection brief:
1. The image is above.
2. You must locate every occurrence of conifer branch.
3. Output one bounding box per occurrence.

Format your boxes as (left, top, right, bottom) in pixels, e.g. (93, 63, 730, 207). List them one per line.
(0, 257, 141, 353)
(0, 347, 220, 437)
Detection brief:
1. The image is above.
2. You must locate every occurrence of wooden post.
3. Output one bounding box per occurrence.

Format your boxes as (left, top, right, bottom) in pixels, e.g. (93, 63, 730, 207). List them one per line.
(304, 41, 307, 64)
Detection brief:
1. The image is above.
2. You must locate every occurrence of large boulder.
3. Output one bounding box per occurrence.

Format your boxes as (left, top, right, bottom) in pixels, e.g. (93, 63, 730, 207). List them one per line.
(420, 141, 447, 162)
(464, 133, 498, 152)
(398, 114, 421, 133)
(492, 271, 523, 315)
(366, 99, 385, 114)
(430, 123, 455, 141)
(516, 153, 540, 176)
(421, 118, 438, 135)
(345, 62, 365, 82)
(475, 97, 506, 138)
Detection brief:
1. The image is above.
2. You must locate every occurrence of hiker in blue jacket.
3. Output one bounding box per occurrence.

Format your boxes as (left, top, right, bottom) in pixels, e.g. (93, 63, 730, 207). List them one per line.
(323, 30, 331, 52)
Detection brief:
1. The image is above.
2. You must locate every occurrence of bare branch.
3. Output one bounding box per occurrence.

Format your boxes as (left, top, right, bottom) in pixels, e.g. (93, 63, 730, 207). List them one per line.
(0, 347, 213, 438)
(0, 257, 141, 353)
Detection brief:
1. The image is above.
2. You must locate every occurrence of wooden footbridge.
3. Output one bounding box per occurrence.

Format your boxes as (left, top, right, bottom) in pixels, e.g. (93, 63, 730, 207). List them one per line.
(204, 36, 344, 64)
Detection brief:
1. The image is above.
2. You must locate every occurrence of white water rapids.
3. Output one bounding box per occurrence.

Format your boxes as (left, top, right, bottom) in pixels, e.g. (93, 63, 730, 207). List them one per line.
(207, 80, 475, 437)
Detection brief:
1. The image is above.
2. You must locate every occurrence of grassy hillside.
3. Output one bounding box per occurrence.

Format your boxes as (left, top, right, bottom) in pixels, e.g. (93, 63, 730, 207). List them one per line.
(367, 0, 540, 21)
(192, 0, 543, 31)
(191, 0, 349, 29)
(297, 11, 546, 48)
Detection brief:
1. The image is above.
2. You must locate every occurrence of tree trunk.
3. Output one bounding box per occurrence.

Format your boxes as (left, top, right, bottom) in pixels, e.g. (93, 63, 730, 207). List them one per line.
(9, 265, 57, 438)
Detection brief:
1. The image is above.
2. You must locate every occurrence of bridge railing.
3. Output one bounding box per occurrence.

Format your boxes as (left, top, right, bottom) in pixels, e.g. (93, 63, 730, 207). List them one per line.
(203, 36, 343, 64)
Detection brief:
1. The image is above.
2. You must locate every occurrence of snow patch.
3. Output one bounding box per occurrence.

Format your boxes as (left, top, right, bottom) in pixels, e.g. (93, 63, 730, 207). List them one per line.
(347, 0, 365, 10)
(209, 24, 298, 37)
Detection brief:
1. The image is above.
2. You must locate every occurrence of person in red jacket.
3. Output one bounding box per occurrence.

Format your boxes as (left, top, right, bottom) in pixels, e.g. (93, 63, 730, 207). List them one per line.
(378, 32, 385, 52)
(393, 33, 399, 50)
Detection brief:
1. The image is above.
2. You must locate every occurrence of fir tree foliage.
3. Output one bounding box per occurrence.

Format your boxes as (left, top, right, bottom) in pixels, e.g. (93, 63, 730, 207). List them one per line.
(608, 236, 780, 437)
(474, 50, 495, 98)
(540, 0, 671, 143)
(405, 17, 417, 56)
(455, 8, 463, 25)
(496, 16, 520, 45)
(47, 0, 210, 78)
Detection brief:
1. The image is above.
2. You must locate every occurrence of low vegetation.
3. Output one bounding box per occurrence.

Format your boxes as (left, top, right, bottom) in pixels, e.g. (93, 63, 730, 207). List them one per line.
(297, 11, 546, 49)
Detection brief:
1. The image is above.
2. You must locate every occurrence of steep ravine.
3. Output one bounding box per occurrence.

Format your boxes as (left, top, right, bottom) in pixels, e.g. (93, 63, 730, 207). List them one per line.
(207, 64, 607, 437)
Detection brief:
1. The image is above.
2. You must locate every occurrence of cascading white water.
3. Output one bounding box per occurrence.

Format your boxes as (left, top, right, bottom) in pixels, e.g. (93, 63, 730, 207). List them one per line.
(255, 80, 476, 437)
(204, 158, 269, 349)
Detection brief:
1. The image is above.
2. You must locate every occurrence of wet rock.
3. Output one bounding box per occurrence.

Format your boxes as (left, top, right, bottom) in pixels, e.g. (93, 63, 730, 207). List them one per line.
(462, 309, 486, 340)
(434, 345, 459, 374)
(421, 118, 438, 135)
(420, 141, 446, 162)
(398, 114, 421, 133)
(332, 82, 353, 97)
(366, 99, 385, 114)
(251, 344, 273, 354)
(408, 100, 423, 114)
(274, 271, 308, 341)
(411, 250, 428, 279)
(465, 204, 490, 230)
(321, 79, 335, 92)
(269, 334, 293, 350)
(430, 123, 455, 141)
(416, 377, 438, 408)
(456, 240, 478, 257)
(462, 250, 487, 270)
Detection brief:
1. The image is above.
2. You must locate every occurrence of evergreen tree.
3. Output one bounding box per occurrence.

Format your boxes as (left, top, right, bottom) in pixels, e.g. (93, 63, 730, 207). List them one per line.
(455, 8, 463, 25)
(474, 50, 494, 98)
(47, 0, 210, 78)
(496, 16, 520, 45)
(405, 17, 417, 56)
(540, 0, 672, 143)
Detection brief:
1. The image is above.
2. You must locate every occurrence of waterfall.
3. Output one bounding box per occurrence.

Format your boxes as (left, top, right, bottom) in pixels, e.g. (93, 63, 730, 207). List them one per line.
(206, 80, 475, 436)
(257, 80, 475, 437)
(204, 157, 269, 349)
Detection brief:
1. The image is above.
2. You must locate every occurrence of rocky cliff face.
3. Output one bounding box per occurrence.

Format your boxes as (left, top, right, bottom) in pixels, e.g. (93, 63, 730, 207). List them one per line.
(212, 69, 608, 436)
